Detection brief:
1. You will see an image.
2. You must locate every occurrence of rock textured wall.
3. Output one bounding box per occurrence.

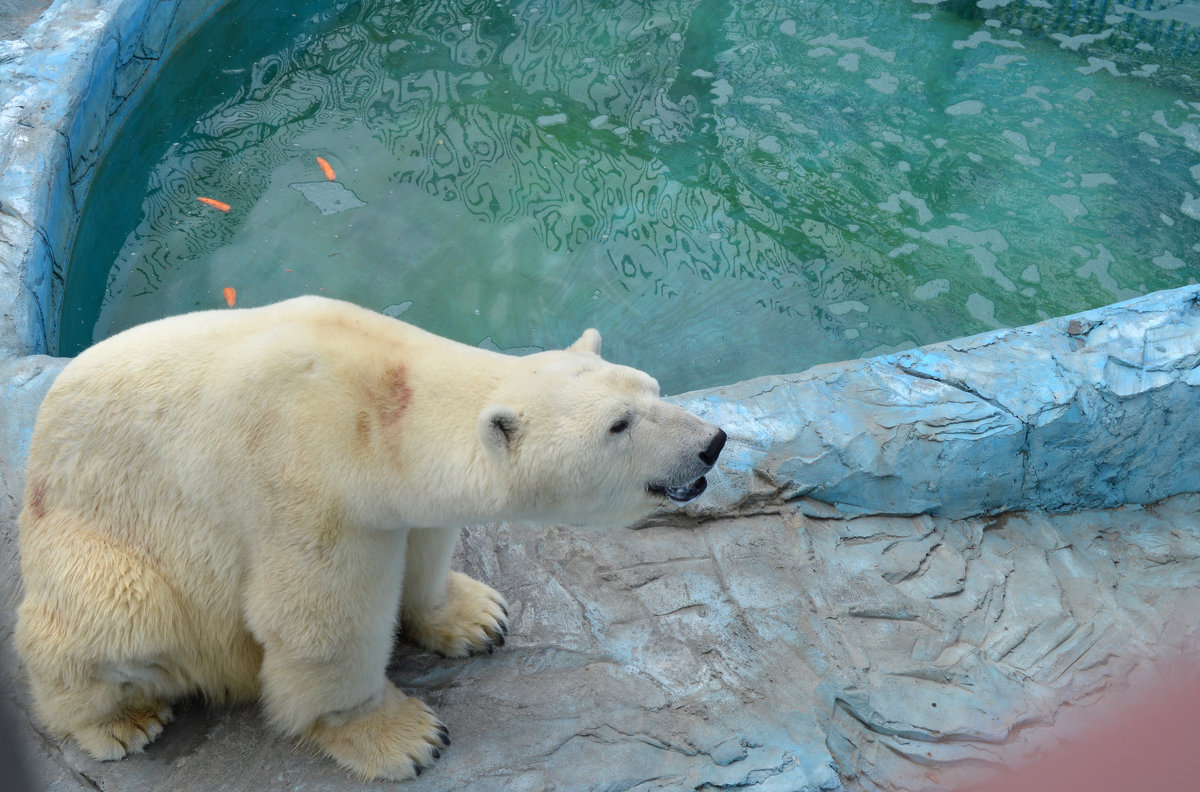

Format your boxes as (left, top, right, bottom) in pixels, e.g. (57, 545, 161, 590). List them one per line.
(675, 285, 1200, 520)
(0, 0, 229, 357)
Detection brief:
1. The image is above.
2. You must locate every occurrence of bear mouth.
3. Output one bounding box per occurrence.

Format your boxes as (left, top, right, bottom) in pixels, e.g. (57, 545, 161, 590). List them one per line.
(649, 476, 708, 504)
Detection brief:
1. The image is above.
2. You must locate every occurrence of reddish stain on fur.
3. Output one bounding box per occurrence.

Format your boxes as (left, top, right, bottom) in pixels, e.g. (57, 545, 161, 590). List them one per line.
(380, 364, 412, 425)
(354, 411, 372, 447)
(26, 477, 47, 521)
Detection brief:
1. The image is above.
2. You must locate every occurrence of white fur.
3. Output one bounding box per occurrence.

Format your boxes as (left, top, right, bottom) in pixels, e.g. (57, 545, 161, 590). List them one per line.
(16, 296, 723, 780)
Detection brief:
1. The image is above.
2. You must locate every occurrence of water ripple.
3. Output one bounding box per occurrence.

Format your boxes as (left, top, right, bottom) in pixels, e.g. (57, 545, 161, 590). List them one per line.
(63, 0, 1200, 392)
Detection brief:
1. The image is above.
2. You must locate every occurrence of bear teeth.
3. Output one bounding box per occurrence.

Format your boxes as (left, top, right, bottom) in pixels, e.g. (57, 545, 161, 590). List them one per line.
(654, 477, 708, 503)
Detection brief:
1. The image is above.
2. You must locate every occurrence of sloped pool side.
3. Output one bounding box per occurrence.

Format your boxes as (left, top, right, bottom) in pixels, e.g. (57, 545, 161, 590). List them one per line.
(3, 2, 1200, 791)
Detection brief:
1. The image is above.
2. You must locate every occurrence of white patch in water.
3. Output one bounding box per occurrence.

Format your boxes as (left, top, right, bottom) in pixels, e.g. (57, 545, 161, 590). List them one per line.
(1153, 251, 1185, 270)
(828, 300, 869, 316)
(290, 181, 367, 215)
(710, 79, 734, 106)
(878, 191, 933, 225)
(1152, 111, 1200, 152)
(1073, 244, 1127, 295)
(1002, 129, 1030, 152)
(1052, 29, 1114, 51)
(382, 301, 413, 318)
(1081, 173, 1117, 188)
(757, 136, 782, 154)
(1048, 194, 1088, 222)
(1182, 192, 1200, 221)
(982, 54, 1027, 71)
(1077, 57, 1122, 77)
(946, 100, 985, 116)
(953, 31, 1024, 50)
(966, 293, 997, 326)
(807, 33, 895, 62)
(867, 72, 899, 94)
(910, 225, 1016, 292)
(913, 279, 950, 301)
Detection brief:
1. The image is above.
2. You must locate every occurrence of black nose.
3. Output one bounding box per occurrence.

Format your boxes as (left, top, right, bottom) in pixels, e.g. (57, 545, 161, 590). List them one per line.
(699, 428, 726, 467)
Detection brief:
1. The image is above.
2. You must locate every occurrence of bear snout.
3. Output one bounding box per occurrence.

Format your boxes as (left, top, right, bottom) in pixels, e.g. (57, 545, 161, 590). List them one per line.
(647, 426, 727, 505)
(699, 428, 727, 468)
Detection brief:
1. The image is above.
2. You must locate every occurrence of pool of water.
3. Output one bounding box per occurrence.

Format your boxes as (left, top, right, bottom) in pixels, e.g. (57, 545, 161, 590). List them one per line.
(60, 0, 1200, 393)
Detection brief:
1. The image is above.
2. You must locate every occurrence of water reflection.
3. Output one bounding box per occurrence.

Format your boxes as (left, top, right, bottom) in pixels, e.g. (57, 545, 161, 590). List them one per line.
(64, 0, 1200, 393)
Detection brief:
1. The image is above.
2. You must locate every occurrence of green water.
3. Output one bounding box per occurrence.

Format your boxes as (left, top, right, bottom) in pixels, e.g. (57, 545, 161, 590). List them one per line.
(61, 0, 1200, 393)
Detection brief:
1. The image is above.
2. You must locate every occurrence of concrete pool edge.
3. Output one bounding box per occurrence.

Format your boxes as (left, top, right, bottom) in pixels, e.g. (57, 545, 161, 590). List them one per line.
(672, 284, 1200, 521)
(3, 0, 1200, 523)
(0, 0, 233, 357)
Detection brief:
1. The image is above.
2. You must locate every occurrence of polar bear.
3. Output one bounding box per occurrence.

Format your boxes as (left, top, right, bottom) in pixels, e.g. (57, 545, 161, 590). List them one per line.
(14, 296, 725, 781)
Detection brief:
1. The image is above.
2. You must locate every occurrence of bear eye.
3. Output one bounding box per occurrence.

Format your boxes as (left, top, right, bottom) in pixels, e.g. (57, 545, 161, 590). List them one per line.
(609, 418, 630, 435)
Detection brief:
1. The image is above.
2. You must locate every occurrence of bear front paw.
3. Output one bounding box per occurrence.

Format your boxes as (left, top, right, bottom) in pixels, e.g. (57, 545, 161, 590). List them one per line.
(405, 571, 509, 658)
(307, 685, 449, 781)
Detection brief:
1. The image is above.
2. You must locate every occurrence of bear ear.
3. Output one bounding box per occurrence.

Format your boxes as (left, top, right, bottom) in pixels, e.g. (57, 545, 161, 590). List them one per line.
(568, 328, 602, 356)
(478, 404, 521, 458)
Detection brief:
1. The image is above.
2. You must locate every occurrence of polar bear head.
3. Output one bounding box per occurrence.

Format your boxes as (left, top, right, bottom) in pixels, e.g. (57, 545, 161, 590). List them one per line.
(476, 329, 726, 526)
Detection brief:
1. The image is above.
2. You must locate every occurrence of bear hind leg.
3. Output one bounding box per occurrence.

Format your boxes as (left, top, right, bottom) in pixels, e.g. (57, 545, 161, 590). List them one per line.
(17, 516, 191, 760)
(22, 664, 174, 760)
(72, 699, 175, 760)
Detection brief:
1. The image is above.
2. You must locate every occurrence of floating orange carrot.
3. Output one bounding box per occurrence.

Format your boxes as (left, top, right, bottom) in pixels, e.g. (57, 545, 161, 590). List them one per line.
(316, 156, 336, 181)
(223, 287, 237, 307)
(197, 196, 232, 212)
